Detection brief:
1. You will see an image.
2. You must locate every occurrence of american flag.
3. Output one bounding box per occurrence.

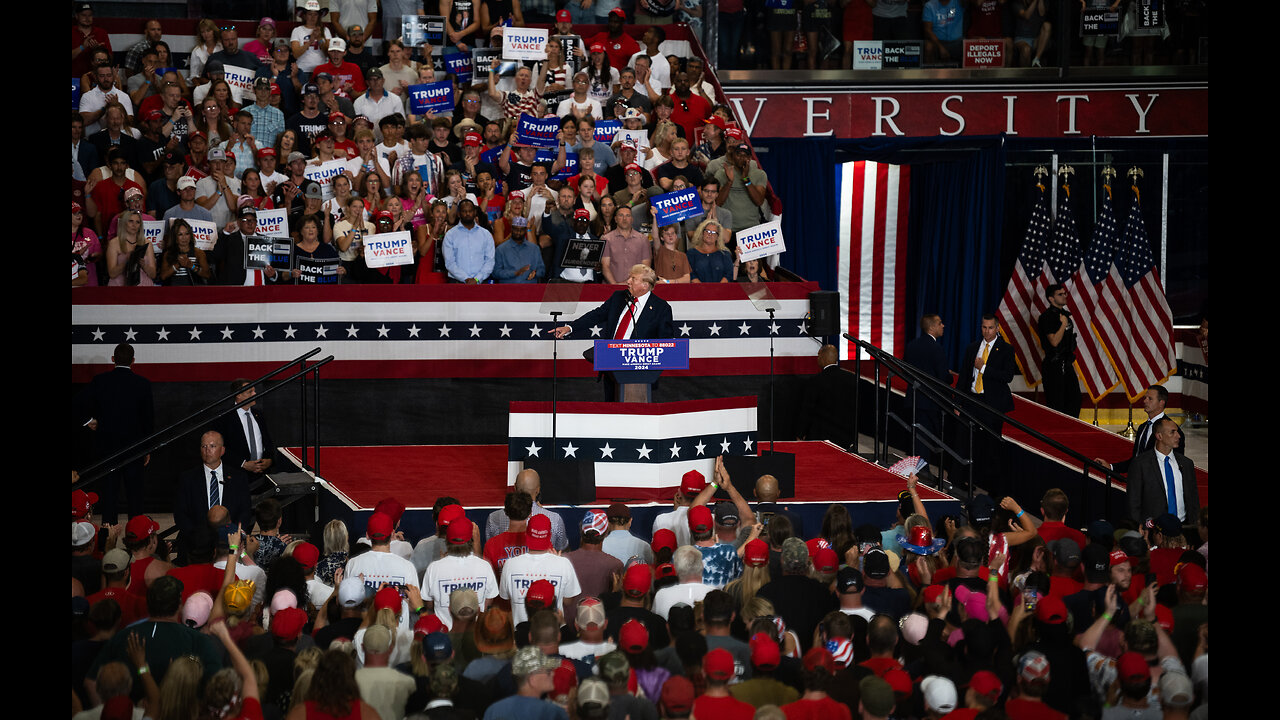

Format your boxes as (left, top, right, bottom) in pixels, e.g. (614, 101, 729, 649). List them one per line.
(1101, 186, 1176, 398)
(996, 183, 1053, 387)
(1053, 186, 1121, 402)
(1075, 185, 1132, 401)
(836, 160, 910, 360)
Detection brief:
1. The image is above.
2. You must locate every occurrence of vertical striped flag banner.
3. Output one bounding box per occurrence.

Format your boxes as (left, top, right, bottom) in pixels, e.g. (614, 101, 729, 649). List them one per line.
(1072, 184, 1130, 401)
(835, 160, 910, 361)
(1049, 185, 1121, 402)
(996, 182, 1053, 387)
(1101, 186, 1176, 398)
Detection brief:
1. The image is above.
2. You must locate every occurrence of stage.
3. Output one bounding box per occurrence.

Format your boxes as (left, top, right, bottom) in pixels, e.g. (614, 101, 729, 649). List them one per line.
(282, 440, 963, 545)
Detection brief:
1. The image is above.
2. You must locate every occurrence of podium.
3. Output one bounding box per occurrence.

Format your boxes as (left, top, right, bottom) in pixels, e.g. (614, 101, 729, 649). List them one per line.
(592, 339, 690, 402)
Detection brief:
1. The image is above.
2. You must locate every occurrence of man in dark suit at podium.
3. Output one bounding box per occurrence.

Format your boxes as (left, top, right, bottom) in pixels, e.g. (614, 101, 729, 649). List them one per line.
(553, 264, 675, 400)
(798, 344, 857, 450)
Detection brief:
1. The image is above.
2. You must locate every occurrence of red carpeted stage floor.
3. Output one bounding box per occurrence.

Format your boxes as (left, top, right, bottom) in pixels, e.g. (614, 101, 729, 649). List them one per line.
(283, 441, 954, 511)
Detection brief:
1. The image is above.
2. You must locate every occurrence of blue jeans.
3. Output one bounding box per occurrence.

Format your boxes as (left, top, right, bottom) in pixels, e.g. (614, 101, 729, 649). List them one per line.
(719, 11, 746, 69)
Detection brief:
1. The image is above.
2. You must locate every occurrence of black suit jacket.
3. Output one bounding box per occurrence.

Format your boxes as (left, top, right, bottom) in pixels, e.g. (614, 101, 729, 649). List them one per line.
(211, 230, 249, 286)
(957, 337, 1016, 413)
(570, 289, 675, 341)
(799, 364, 858, 448)
(212, 408, 277, 480)
(902, 334, 950, 414)
(1113, 415, 1186, 474)
(83, 366, 154, 452)
(1127, 449, 1199, 525)
(175, 464, 253, 538)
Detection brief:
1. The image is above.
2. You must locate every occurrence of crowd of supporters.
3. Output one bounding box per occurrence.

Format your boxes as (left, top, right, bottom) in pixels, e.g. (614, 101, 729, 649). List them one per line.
(71, 457, 1208, 720)
(72, 4, 779, 288)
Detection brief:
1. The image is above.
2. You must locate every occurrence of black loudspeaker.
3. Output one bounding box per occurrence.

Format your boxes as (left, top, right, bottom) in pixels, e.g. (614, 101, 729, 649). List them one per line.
(808, 291, 840, 337)
(721, 451, 796, 499)
(525, 459, 596, 505)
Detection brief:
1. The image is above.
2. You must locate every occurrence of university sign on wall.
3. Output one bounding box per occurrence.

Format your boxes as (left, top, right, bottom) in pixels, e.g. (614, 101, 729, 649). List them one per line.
(722, 83, 1208, 139)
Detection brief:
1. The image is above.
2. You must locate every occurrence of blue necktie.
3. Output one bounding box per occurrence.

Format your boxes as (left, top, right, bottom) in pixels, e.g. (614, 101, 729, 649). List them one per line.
(1163, 456, 1178, 517)
(209, 470, 220, 509)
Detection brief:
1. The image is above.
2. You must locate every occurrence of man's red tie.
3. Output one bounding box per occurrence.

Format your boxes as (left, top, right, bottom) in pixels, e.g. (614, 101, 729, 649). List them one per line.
(614, 297, 636, 339)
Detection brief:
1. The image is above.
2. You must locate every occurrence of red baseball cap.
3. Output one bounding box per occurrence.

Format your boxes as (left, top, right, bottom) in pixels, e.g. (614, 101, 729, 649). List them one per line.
(651, 528, 677, 555)
(414, 614, 446, 636)
(609, 7, 626, 18)
(1034, 595, 1069, 625)
(969, 670, 1003, 703)
(749, 633, 780, 670)
(125, 515, 159, 543)
(328, 111, 347, 123)
(437, 504, 466, 528)
(374, 498, 406, 525)
(623, 563, 652, 595)
(271, 607, 307, 641)
(805, 537, 831, 557)
(71, 490, 98, 520)
(660, 676, 695, 714)
(1177, 563, 1207, 593)
(555, 8, 571, 21)
(744, 539, 769, 567)
(654, 562, 677, 581)
(704, 648, 735, 681)
(802, 646, 835, 674)
(573, 208, 590, 220)
(446, 517, 472, 544)
(374, 585, 402, 611)
(256, 147, 276, 158)
(526, 578, 556, 609)
(293, 542, 319, 571)
(527, 514, 553, 551)
(463, 131, 483, 147)
(813, 547, 839, 574)
(679, 469, 705, 497)
(589, 43, 606, 54)
(619, 618, 649, 653)
(687, 505, 713, 534)
(1117, 652, 1150, 684)
(366, 512, 394, 541)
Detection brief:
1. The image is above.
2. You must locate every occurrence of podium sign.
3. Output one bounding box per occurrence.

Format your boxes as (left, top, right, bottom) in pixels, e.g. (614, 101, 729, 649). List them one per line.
(592, 339, 689, 372)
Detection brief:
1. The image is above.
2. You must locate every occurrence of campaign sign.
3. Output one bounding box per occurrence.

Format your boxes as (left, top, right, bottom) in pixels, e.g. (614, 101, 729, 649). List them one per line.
(516, 114, 560, 148)
(502, 27, 548, 61)
(363, 231, 415, 268)
(186, 218, 218, 252)
(852, 41, 883, 69)
(594, 120, 622, 143)
(736, 218, 786, 262)
(615, 128, 649, 151)
(552, 35, 585, 72)
(1136, 0, 1161, 30)
(223, 64, 256, 103)
(650, 187, 703, 227)
(244, 234, 290, 270)
(593, 339, 690, 372)
(72, 78, 80, 111)
(296, 255, 339, 284)
(552, 152, 578, 181)
(962, 40, 1004, 68)
(255, 208, 289, 238)
(408, 81, 455, 115)
(142, 220, 166, 255)
(401, 15, 446, 46)
(470, 48, 504, 83)
(560, 236, 604, 269)
(443, 50, 472, 84)
(304, 159, 348, 200)
(882, 41, 923, 68)
(1081, 9, 1120, 36)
